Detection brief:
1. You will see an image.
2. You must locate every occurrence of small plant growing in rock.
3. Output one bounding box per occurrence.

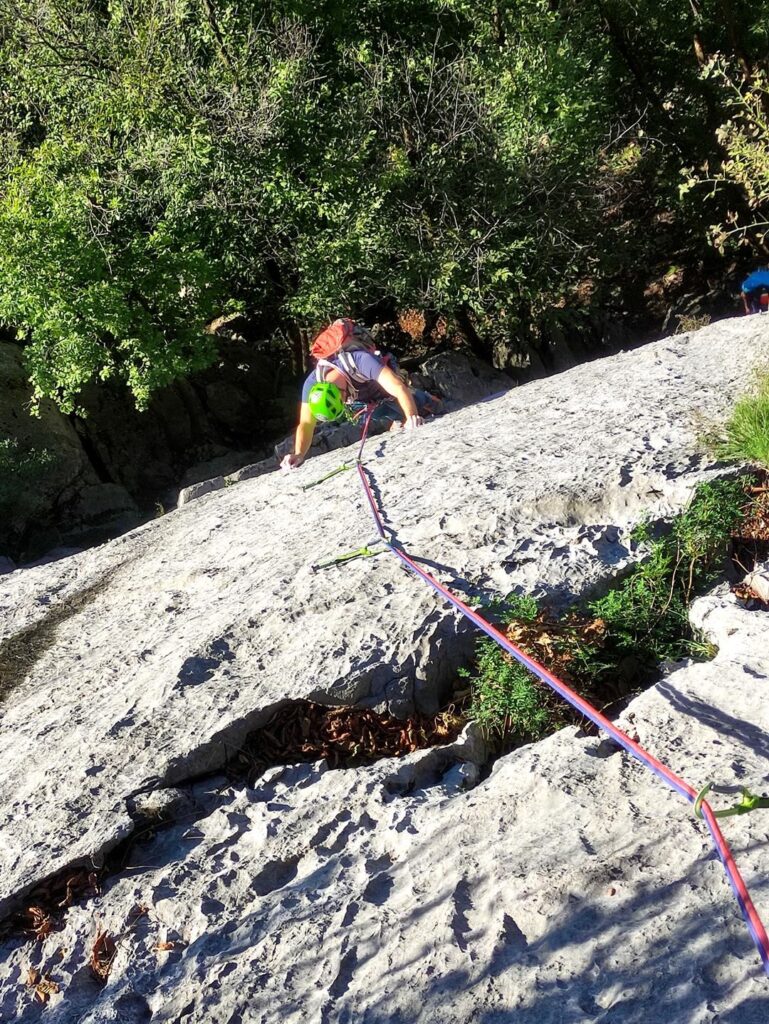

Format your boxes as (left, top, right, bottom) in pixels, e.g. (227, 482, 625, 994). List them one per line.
(461, 592, 573, 741)
(715, 371, 769, 471)
(460, 636, 558, 742)
(580, 477, 749, 683)
(467, 591, 539, 621)
(464, 478, 751, 745)
(586, 478, 747, 660)
(674, 313, 711, 334)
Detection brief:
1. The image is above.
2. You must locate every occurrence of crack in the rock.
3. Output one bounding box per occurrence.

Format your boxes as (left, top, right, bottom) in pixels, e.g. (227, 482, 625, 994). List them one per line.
(0, 567, 122, 705)
(0, 693, 480, 935)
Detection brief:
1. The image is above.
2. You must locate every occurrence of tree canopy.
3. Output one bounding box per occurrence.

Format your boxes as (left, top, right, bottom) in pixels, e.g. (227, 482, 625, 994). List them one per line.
(1, 1, 767, 409)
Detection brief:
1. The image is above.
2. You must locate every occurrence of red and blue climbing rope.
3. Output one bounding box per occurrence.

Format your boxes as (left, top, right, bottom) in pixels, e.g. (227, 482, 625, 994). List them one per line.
(352, 407, 769, 974)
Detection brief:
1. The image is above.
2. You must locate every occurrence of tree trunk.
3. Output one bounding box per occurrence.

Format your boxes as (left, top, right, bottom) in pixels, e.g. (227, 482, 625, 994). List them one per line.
(282, 319, 310, 376)
(454, 304, 493, 363)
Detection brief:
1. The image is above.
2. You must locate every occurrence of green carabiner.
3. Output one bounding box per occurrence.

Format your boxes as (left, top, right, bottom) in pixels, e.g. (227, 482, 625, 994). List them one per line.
(301, 462, 353, 492)
(694, 782, 769, 820)
(311, 545, 385, 572)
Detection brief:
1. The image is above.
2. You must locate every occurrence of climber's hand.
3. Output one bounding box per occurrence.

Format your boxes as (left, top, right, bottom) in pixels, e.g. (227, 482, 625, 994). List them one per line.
(281, 453, 304, 473)
(403, 415, 424, 431)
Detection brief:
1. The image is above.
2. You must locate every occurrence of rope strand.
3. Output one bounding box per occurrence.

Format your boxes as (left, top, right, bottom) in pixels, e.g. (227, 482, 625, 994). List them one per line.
(350, 411, 769, 973)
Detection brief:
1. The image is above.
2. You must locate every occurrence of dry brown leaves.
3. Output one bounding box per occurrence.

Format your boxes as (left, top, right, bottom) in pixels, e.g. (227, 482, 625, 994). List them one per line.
(731, 477, 769, 599)
(25, 967, 60, 1004)
(397, 309, 447, 344)
(733, 580, 769, 606)
(90, 930, 117, 982)
(506, 613, 606, 687)
(737, 484, 769, 544)
(241, 700, 464, 775)
(19, 869, 101, 942)
(60, 870, 101, 908)
(398, 308, 426, 340)
(21, 906, 55, 941)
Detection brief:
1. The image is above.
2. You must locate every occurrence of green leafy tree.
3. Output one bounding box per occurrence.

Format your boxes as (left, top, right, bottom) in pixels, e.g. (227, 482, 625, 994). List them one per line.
(1, 0, 768, 410)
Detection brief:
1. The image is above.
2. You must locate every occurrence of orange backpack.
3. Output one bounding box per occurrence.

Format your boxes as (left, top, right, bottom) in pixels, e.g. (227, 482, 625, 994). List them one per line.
(310, 319, 382, 394)
(310, 318, 374, 361)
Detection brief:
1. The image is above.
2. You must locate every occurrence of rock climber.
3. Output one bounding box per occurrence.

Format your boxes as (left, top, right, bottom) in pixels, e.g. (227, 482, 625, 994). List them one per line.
(280, 319, 440, 471)
(740, 267, 769, 314)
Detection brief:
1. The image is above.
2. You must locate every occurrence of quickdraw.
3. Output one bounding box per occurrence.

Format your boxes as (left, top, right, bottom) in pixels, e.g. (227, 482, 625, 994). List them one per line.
(695, 782, 769, 820)
(301, 462, 353, 492)
(311, 545, 385, 572)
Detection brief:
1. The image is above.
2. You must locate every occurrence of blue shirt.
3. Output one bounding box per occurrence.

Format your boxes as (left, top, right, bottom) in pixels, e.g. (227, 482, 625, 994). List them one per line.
(301, 350, 388, 405)
(742, 269, 769, 294)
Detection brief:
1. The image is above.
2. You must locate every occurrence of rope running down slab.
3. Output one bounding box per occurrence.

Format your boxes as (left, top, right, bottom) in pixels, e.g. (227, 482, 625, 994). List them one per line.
(349, 407, 769, 974)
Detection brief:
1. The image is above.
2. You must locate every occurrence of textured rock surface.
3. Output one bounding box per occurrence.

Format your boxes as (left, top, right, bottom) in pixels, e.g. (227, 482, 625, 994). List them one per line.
(225, 457, 276, 485)
(180, 452, 259, 490)
(419, 350, 512, 406)
(177, 476, 226, 507)
(745, 559, 769, 604)
(1, 318, 769, 1019)
(1, 591, 768, 1023)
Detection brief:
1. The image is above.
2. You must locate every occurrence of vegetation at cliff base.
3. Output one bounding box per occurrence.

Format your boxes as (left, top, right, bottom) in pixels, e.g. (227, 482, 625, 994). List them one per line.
(0, 439, 56, 525)
(465, 478, 751, 742)
(1, 1, 769, 409)
(716, 372, 769, 470)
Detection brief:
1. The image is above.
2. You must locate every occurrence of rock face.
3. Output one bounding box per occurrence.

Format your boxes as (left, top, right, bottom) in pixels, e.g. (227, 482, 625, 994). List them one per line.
(745, 559, 769, 604)
(418, 349, 512, 407)
(1, 339, 509, 556)
(0, 337, 293, 560)
(3, 588, 769, 1024)
(1, 318, 769, 1020)
(0, 343, 102, 556)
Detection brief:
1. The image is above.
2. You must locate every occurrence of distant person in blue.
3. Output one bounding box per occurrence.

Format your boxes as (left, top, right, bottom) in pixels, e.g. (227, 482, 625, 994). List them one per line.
(740, 268, 769, 314)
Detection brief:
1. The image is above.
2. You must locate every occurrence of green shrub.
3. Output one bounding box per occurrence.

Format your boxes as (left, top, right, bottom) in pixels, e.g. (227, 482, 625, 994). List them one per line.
(586, 477, 747, 676)
(0, 439, 56, 522)
(464, 477, 749, 742)
(587, 541, 686, 666)
(467, 590, 539, 622)
(499, 593, 540, 625)
(673, 478, 749, 587)
(716, 375, 769, 471)
(461, 638, 557, 742)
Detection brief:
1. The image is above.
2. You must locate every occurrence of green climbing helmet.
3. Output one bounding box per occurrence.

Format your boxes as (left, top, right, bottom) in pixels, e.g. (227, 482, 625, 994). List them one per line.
(308, 381, 346, 422)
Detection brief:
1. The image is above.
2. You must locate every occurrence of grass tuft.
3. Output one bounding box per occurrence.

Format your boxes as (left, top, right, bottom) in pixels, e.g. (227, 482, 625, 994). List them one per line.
(716, 373, 769, 470)
(464, 477, 751, 745)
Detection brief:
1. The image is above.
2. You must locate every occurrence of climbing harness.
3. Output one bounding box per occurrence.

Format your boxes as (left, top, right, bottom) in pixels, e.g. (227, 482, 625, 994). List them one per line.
(303, 407, 769, 974)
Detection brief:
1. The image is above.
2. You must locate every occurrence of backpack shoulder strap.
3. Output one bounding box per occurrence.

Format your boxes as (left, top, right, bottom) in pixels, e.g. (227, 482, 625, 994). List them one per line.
(315, 357, 360, 399)
(335, 348, 377, 384)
